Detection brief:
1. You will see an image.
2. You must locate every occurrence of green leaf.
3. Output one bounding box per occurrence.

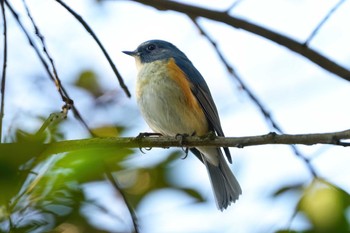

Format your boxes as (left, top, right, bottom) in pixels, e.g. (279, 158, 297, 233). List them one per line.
(74, 70, 103, 97)
(297, 179, 350, 232)
(54, 147, 133, 183)
(91, 125, 125, 137)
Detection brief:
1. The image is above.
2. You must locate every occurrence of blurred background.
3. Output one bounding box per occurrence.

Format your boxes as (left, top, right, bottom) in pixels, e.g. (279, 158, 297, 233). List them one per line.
(0, 0, 350, 232)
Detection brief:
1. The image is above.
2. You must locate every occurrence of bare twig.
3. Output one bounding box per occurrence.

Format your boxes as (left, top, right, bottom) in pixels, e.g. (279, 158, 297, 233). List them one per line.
(55, 0, 131, 98)
(226, 0, 244, 13)
(305, 0, 347, 45)
(104, 164, 139, 233)
(125, 0, 350, 81)
(190, 18, 278, 130)
(22, 0, 68, 105)
(5, 0, 94, 136)
(1, 2, 12, 226)
(0, 0, 7, 143)
(190, 18, 318, 178)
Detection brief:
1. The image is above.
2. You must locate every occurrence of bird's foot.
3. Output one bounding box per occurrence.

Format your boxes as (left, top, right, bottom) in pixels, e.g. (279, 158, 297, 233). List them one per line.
(175, 132, 195, 160)
(136, 132, 162, 139)
(136, 132, 162, 154)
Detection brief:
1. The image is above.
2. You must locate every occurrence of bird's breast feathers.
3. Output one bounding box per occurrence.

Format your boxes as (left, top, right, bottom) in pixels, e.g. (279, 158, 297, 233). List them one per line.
(136, 58, 208, 136)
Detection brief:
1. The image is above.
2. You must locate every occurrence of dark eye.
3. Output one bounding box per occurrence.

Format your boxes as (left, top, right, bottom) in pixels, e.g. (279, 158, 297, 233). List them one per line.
(147, 44, 156, 51)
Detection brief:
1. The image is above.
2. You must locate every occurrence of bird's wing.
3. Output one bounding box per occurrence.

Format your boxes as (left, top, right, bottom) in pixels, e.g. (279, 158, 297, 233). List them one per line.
(174, 57, 232, 163)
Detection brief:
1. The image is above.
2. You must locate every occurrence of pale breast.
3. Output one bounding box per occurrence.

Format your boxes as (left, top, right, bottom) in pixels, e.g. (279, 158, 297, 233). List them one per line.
(136, 60, 208, 136)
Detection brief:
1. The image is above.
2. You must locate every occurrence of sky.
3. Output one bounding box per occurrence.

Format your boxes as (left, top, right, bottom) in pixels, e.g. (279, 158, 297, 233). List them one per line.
(1, 0, 350, 232)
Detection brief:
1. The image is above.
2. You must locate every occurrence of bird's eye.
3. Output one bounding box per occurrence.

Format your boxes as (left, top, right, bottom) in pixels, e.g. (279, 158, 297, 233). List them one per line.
(147, 44, 156, 51)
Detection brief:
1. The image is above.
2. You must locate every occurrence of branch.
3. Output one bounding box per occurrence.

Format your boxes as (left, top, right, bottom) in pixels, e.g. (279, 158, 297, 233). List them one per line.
(124, 0, 350, 81)
(5, 0, 94, 136)
(0, 0, 7, 143)
(305, 0, 346, 45)
(190, 17, 319, 178)
(1, 130, 349, 157)
(104, 165, 139, 233)
(190, 17, 282, 132)
(226, 0, 243, 12)
(22, 0, 68, 105)
(55, 0, 131, 98)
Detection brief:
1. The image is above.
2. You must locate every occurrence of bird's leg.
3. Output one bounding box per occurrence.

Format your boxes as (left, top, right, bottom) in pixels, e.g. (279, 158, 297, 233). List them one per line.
(175, 133, 189, 145)
(182, 148, 189, 159)
(136, 132, 162, 139)
(136, 132, 162, 153)
(175, 132, 196, 160)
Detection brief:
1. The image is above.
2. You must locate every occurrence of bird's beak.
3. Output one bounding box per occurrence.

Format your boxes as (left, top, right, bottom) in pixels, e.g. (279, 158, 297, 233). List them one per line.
(122, 50, 139, 57)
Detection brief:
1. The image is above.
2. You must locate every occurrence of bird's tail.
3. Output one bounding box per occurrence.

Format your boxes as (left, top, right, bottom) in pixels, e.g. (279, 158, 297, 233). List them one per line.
(202, 149, 242, 211)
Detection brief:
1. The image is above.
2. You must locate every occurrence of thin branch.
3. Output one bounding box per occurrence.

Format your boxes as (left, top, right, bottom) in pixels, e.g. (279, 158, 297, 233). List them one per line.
(190, 17, 279, 131)
(55, 0, 131, 98)
(104, 164, 139, 233)
(5, 1, 58, 99)
(22, 0, 93, 135)
(22, 0, 68, 106)
(289, 145, 317, 177)
(1, 129, 346, 157)
(0, 0, 7, 143)
(5, 0, 94, 136)
(1, 2, 13, 226)
(190, 18, 318, 178)
(305, 0, 347, 45)
(124, 0, 350, 81)
(226, 0, 244, 13)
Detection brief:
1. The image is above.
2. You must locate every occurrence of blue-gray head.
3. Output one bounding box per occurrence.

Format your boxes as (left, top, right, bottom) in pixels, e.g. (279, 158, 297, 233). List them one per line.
(123, 40, 188, 63)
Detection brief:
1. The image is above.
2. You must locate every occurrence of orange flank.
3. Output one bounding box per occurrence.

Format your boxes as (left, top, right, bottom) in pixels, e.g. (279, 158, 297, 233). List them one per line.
(167, 58, 207, 136)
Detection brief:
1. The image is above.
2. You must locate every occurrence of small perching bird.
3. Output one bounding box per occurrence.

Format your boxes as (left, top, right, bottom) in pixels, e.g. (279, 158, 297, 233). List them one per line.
(123, 40, 242, 210)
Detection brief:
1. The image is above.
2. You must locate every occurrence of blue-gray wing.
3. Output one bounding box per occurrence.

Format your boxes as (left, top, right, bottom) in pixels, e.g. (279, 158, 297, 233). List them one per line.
(174, 57, 232, 163)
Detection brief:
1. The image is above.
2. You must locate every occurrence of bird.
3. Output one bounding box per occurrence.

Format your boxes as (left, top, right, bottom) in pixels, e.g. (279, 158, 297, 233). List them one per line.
(123, 40, 241, 210)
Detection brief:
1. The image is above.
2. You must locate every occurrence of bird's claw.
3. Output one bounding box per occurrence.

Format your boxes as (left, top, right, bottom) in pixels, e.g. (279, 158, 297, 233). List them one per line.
(136, 132, 162, 139)
(181, 147, 189, 160)
(136, 132, 162, 153)
(175, 133, 194, 160)
(175, 133, 189, 145)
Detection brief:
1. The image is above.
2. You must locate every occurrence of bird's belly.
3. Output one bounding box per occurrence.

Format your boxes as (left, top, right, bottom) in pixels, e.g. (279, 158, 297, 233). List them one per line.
(136, 61, 208, 136)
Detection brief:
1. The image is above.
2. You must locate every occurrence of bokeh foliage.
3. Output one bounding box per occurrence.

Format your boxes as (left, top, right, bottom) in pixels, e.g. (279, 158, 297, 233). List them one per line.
(0, 70, 205, 233)
(1, 1, 350, 232)
(274, 179, 350, 233)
